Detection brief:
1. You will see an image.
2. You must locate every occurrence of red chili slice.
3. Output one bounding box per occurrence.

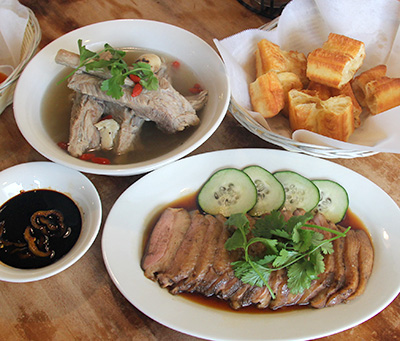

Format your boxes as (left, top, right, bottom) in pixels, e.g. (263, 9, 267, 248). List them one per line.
(131, 83, 143, 97)
(57, 141, 68, 150)
(189, 83, 203, 94)
(172, 60, 180, 68)
(189, 87, 202, 94)
(91, 157, 111, 165)
(79, 153, 95, 161)
(99, 114, 113, 121)
(129, 74, 141, 83)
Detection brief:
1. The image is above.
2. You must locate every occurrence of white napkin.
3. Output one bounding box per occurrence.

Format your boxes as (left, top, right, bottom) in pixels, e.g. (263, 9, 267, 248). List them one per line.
(214, 0, 400, 153)
(0, 0, 29, 76)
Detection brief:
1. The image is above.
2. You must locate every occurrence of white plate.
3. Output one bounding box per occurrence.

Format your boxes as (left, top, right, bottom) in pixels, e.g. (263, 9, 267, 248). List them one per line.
(0, 162, 102, 282)
(13, 20, 230, 176)
(102, 149, 400, 340)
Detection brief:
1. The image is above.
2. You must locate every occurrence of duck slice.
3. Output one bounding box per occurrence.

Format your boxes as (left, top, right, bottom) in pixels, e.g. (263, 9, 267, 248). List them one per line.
(310, 237, 346, 308)
(141, 207, 191, 280)
(172, 214, 223, 294)
(157, 211, 210, 288)
(326, 229, 361, 307)
(346, 229, 374, 301)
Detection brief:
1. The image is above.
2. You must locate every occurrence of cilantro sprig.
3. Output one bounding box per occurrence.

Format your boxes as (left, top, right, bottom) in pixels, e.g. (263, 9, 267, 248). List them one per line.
(224, 211, 350, 299)
(59, 39, 158, 99)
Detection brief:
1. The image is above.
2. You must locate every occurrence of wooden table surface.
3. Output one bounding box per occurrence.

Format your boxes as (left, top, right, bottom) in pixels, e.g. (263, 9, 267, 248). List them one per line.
(1, 0, 399, 340)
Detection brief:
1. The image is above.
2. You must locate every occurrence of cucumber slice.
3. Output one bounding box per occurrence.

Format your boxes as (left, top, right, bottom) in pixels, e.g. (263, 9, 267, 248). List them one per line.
(313, 180, 349, 223)
(243, 166, 285, 216)
(198, 168, 257, 217)
(273, 171, 320, 212)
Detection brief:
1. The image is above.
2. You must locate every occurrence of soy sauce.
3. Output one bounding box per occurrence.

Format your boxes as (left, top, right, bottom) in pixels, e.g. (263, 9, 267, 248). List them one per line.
(0, 189, 82, 269)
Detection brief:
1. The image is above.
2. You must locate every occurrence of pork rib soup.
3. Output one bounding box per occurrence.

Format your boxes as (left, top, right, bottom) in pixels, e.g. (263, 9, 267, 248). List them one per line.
(42, 47, 207, 165)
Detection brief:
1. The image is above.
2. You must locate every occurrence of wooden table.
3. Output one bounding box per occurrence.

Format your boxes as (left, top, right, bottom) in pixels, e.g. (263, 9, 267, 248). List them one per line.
(1, 0, 399, 340)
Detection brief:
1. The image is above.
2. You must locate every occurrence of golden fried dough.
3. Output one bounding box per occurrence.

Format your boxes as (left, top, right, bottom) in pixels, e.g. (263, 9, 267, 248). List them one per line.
(249, 71, 285, 118)
(307, 33, 365, 89)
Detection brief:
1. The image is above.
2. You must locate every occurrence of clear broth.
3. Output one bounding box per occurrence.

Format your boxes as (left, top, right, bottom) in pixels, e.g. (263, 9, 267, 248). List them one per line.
(42, 48, 203, 164)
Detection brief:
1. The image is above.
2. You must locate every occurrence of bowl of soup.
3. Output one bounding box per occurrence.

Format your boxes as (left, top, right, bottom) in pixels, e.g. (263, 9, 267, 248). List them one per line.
(13, 20, 230, 176)
(0, 162, 102, 282)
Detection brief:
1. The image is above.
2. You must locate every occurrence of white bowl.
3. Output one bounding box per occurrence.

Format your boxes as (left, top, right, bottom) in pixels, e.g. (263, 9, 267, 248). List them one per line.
(0, 162, 102, 282)
(13, 20, 230, 176)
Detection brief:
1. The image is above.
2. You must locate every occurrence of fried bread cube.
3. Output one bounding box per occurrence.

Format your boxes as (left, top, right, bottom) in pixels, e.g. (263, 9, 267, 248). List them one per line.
(288, 89, 355, 141)
(255, 39, 308, 86)
(308, 81, 362, 127)
(249, 71, 285, 118)
(318, 95, 355, 141)
(352, 64, 387, 106)
(276, 72, 304, 117)
(364, 76, 400, 115)
(288, 89, 320, 132)
(307, 33, 365, 89)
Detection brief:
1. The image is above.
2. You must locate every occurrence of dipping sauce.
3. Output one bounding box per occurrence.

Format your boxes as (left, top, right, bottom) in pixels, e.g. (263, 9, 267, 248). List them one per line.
(0, 189, 82, 269)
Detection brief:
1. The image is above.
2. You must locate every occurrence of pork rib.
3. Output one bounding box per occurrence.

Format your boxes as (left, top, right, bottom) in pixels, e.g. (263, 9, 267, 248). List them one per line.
(55, 49, 135, 86)
(68, 72, 200, 133)
(67, 93, 104, 157)
(104, 102, 145, 155)
(55, 48, 171, 84)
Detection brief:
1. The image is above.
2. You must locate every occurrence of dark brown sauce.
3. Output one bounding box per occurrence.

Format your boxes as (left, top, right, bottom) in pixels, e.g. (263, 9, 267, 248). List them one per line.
(180, 291, 311, 314)
(0, 189, 82, 269)
(42, 48, 203, 165)
(143, 192, 369, 313)
(341, 209, 368, 233)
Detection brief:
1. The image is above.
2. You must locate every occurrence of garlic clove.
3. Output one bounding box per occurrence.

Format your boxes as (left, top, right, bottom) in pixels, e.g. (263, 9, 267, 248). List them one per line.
(94, 118, 120, 150)
(135, 53, 162, 73)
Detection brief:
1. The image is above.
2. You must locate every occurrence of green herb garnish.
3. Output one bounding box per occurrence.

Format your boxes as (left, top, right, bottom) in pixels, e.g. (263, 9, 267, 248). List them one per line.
(224, 211, 350, 299)
(59, 39, 158, 99)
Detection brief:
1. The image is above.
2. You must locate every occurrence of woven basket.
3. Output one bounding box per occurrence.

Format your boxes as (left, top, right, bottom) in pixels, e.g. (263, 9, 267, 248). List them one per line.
(229, 18, 378, 159)
(0, 8, 41, 114)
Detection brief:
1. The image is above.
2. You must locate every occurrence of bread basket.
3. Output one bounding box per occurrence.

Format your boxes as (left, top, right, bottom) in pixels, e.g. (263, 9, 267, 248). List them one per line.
(228, 18, 378, 159)
(0, 7, 41, 114)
